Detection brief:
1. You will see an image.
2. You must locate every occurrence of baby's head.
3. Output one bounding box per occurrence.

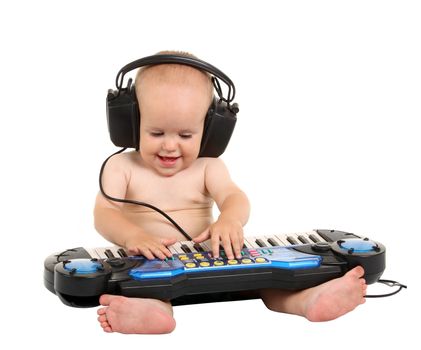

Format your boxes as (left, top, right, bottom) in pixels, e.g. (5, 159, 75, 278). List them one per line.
(134, 51, 214, 176)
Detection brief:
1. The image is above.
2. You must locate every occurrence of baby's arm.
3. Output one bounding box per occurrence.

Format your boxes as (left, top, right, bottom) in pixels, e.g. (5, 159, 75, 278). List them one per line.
(94, 155, 176, 260)
(193, 158, 250, 259)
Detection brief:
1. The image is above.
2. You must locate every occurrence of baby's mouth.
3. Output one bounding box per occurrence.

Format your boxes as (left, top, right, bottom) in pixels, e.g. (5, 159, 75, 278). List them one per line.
(157, 155, 180, 166)
(158, 155, 180, 161)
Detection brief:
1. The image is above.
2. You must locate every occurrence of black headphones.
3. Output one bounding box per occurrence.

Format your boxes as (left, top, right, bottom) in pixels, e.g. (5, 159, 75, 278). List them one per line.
(106, 54, 239, 157)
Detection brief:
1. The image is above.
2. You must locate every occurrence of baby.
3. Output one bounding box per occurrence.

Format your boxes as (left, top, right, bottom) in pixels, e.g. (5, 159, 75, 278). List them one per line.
(95, 51, 367, 334)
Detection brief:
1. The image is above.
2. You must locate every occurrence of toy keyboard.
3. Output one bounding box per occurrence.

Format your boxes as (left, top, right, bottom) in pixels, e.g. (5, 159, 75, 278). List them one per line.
(44, 229, 386, 307)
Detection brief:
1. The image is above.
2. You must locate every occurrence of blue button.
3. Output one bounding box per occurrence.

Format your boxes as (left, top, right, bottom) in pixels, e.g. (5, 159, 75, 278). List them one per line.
(63, 259, 102, 274)
(339, 239, 376, 253)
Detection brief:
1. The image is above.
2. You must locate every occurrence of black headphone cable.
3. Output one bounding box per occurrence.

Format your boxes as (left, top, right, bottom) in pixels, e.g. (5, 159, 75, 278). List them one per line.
(99, 148, 193, 241)
(365, 279, 407, 298)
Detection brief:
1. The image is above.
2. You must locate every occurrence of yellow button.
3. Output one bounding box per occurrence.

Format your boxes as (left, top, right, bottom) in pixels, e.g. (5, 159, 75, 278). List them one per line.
(194, 254, 205, 259)
(214, 260, 225, 266)
(199, 261, 210, 267)
(241, 258, 252, 264)
(185, 262, 197, 268)
(179, 255, 189, 260)
(227, 259, 238, 265)
(255, 257, 267, 263)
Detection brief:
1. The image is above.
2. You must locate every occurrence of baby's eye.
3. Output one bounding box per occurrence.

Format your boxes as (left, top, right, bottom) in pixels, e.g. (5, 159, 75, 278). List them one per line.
(179, 133, 192, 139)
(150, 131, 164, 137)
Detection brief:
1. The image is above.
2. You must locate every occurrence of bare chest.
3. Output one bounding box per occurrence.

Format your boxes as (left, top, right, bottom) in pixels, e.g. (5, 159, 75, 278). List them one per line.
(125, 165, 212, 211)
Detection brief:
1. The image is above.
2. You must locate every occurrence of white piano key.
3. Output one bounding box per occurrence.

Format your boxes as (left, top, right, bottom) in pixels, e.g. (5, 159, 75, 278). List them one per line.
(274, 234, 290, 246)
(170, 241, 186, 254)
(167, 244, 178, 254)
(280, 235, 291, 246)
(311, 230, 328, 242)
(244, 236, 259, 248)
(85, 247, 101, 259)
(93, 247, 109, 259)
(183, 240, 197, 253)
(242, 238, 254, 249)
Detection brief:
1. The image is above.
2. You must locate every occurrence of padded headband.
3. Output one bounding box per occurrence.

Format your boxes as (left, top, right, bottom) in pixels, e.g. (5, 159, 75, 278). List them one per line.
(113, 54, 236, 104)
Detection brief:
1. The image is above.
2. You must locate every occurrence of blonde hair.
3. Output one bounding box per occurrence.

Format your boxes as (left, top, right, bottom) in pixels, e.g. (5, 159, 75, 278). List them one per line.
(135, 50, 214, 104)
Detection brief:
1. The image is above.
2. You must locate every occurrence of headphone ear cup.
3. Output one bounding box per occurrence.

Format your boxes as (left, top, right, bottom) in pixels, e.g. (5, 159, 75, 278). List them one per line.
(199, 98, 237, 158)
(106, 85, 140, 149)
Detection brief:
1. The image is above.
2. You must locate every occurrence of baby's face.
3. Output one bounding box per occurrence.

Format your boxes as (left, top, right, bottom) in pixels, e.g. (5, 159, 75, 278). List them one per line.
(138, 80, 211, 176)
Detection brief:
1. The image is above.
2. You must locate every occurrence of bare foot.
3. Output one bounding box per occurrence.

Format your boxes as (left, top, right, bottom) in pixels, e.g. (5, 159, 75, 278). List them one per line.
(261, 266, 367, 322)
(303, 266, 367, 321)
(96, 295, 176, 334)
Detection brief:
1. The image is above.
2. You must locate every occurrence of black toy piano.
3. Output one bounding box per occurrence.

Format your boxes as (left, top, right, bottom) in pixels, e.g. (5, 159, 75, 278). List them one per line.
(44, 229, 386, 307)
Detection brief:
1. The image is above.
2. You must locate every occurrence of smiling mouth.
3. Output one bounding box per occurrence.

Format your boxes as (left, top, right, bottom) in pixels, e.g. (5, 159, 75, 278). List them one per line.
(158, 155, 180, 161)
(157, 155, 180, 166)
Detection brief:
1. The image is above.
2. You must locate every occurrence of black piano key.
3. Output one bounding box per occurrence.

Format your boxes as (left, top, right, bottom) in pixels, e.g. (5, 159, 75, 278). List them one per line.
(255, 239, 267, 247)
(104, 249, 115, 258)
(117, 248, 128, 257)
(267, 238, 280, 246)
(181, 244, 192, 253)
(298, 235, 310, 244)
(193, 243, 205, 252)
(286, 236, 299, 245)
(309, 234, 321, 243)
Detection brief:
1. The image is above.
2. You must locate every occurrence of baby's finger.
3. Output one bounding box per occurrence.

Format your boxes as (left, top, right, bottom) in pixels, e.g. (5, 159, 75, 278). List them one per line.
(193, 230, 210, 243)
(221, 234, 234, 260)
(127, 247, 141, 256)
(139, 248, 155, 260)
(154, 238, 176, 258)
(211, 232, 221, 258)
(162, 237, 177, 247)
(152, 249, 167, 260)
(231, 233, 242, 259)
(160, 245, 174, 259)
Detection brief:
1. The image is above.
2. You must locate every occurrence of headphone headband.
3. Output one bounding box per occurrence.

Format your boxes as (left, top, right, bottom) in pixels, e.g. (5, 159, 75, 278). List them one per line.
(114, 54, 236, 104)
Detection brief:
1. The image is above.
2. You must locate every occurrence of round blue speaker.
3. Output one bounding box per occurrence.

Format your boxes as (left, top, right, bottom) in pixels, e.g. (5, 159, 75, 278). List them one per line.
(63, 259, 102, 274)
(331, 237, 386, 284)
(337, 238, 378, 253)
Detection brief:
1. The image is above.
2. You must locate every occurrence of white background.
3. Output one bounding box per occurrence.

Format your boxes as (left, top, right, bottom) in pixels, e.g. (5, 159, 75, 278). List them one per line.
(1, 0, 419, 348)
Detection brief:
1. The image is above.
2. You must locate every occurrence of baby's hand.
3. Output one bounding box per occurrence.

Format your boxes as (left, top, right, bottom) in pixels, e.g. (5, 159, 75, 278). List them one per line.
(126, 233, 177, 260)
(194, 218, 244, 260)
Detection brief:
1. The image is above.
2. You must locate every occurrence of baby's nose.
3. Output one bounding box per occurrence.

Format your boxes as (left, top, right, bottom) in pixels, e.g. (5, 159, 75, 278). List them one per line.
(162, 136, 177, 151)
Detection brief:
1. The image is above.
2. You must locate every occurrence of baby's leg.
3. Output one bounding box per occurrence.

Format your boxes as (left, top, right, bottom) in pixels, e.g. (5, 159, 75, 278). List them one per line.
(96, 295, 176, 334)
(260, 266, 367, 322)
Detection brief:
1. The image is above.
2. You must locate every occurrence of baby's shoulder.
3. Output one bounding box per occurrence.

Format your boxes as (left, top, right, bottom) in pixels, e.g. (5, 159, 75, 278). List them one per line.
(192, 157, 226, 171)
(192, 157, 230, 179)
(104, 150, 140, 173)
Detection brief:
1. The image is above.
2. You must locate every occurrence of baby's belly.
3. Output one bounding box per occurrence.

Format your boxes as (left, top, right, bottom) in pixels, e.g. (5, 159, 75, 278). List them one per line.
(122, 206, 214, 241)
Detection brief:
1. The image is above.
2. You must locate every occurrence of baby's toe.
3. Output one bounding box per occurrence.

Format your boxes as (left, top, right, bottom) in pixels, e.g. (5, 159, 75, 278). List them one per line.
(97, 314, 107, 323)
(97, 307, 107, 315)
